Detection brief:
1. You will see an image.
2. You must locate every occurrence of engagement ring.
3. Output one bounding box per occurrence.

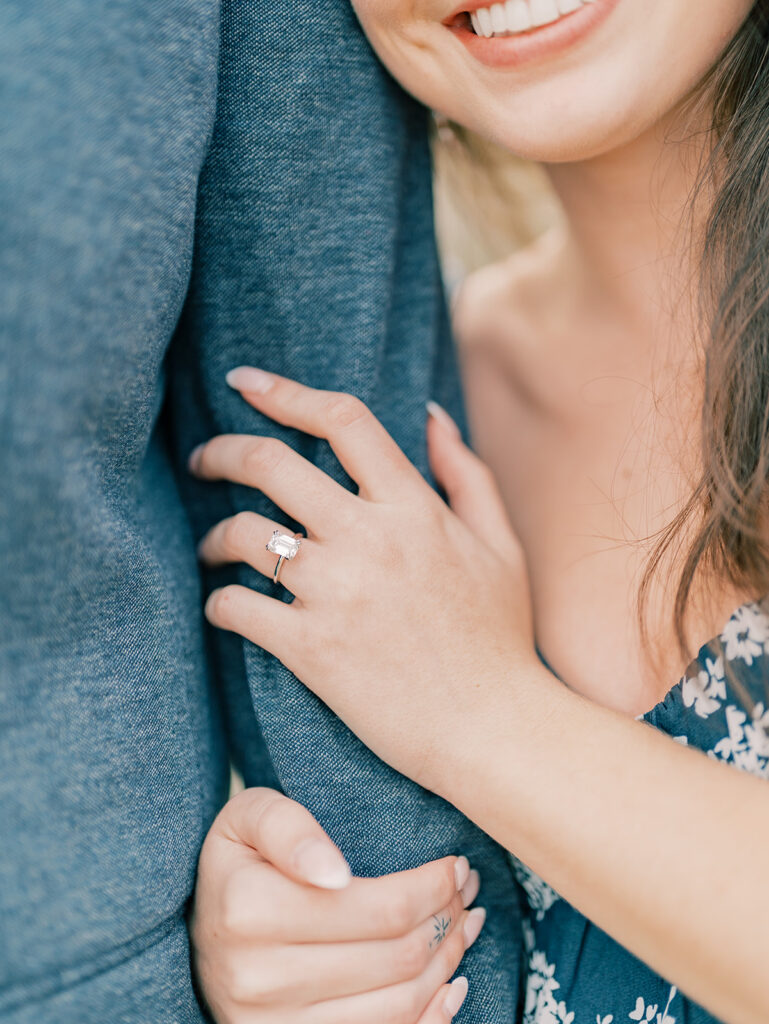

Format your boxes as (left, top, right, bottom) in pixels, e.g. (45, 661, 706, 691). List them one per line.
(266, 530, 302, 585)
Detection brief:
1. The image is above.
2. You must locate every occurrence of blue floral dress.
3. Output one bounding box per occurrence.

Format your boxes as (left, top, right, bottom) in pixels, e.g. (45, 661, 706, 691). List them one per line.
(513, 600, 769, 1024)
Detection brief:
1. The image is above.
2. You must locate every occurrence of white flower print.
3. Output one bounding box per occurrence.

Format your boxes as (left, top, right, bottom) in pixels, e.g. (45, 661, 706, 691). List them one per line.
(628, 987, 677, 1024)
(518, 601, 769, 1024)
(720, 602, 769, 666)
(711, 702, 769, 778)
(523, 947, 575, 1024)
(513, 856, 561, 920)
(521, 914, 679, 1024)
(629, 998, 658, 1022)
(681, 655, 726, 718)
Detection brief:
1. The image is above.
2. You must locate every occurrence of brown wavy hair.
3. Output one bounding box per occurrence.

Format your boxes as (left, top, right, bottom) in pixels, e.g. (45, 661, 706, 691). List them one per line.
(433, 4, 769, 688)
(638, 1, 769, 670)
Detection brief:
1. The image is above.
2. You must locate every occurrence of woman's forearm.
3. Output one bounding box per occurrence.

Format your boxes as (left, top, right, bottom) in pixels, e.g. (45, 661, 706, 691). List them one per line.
(189, 373, 768, 1019)
(439, 665, 769, 1024)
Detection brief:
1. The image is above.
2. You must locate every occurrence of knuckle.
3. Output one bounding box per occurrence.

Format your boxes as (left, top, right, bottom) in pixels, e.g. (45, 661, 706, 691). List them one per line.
(387, 987, 425, 1024)
(425, 859, 457, 913)
(224, 964, 251, 1005)
(326, 493, 359, 532)
(224, 957, 266, 1005)
(330, 563, 368, 608)
(372, 532, 405, 573)
(220, 869, 253, 937)
(358, 515, 405, 572)
(325, 393, 369, 430)
(222, 512, 253, 556)
(244, 436, 287, 475)
(392, 929, 431, 981)
(439, 927, 467, 974)
(383, 891, 416, 936)
(248, 789, 290, 848)
(448, 892, 465, 925)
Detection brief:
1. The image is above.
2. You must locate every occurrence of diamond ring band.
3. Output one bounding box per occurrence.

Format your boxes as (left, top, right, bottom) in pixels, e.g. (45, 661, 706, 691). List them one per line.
(266, 530, 302, 585)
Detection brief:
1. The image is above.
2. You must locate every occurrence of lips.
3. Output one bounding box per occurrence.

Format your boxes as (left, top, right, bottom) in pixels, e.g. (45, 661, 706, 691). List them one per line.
(448, 0, 595, 38)
(445, 0, 617, 69)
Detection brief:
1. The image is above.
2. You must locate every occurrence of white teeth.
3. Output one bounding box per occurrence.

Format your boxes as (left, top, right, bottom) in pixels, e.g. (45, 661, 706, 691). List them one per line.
(504, 0, 532, 31)
(476, 5, 494, 34)
(490, 2, 508, 33)
(529, 0, 560, 26)
(467, 0, 589, 37)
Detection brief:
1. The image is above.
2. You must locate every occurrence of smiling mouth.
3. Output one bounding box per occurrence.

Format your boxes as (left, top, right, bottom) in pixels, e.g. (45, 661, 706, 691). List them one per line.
(453, 0, 596, 38)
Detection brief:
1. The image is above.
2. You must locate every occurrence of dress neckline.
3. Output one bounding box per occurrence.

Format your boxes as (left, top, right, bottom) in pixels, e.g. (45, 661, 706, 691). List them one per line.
(534, 596, 769, 721)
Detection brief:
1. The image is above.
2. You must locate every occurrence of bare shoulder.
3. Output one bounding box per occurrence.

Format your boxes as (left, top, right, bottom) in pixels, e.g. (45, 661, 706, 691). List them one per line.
(452, 225, 577, 363)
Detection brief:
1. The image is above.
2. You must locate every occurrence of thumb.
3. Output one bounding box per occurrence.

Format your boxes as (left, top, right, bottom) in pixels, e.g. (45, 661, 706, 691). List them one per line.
(426, 402, 518, 556)
(215, 787, 352, 890)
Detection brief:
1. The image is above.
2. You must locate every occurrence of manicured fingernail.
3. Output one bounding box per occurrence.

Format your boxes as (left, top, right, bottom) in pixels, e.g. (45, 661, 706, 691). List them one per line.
(226, 366, 274, 394)
(462, 907, 486, 949)
(454, 856, 471, 892)
(460, 869, 480, 908)
(292, 838, 352, 891)
(426, 400, 461, 439)
(188, 443, 205, 472)
(443, 976, 469, 1018)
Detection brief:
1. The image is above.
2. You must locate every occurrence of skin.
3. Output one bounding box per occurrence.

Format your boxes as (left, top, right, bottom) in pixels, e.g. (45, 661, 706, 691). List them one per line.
(189, 1, 767, 1021)
(350, 0, 752, 161)
(353, 0, 753, 712)
(189, 373, 769, 1024)
(191, 788, 482, 1023)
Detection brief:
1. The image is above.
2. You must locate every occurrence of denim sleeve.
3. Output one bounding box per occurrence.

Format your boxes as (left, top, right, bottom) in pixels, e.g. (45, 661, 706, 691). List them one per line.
(166, 2, 524, 1020)
(0, 2, 229, 1021)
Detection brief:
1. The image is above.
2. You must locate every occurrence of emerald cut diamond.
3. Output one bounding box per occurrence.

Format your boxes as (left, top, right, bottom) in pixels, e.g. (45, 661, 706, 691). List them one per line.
(266, 531, 301, 559)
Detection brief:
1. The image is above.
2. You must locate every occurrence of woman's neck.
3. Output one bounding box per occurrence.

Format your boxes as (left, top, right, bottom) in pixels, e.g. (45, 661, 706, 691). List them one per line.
(544, 118, 709, 351)
(536, 118, 743, 663)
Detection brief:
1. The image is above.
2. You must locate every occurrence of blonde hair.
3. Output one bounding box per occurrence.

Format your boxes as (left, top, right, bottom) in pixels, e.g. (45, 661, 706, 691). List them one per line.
(430, 115, 563, 288)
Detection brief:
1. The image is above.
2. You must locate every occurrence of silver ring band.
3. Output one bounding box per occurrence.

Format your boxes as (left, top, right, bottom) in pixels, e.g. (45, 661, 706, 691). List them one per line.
(273, 554, 288, 585)
(266, 530, 302, 586)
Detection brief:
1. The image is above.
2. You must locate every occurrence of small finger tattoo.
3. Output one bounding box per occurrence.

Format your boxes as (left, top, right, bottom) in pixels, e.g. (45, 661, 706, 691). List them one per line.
(429, 914, 452, 949)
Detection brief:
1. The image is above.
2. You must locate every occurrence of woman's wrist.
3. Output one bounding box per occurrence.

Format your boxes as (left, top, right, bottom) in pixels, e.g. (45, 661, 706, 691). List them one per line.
(423, 656, 570, 813)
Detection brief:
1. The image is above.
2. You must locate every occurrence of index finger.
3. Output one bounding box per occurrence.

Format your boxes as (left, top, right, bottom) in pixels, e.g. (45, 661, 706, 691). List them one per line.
(225, 366, 423, 500)
(214, 787, 352, 890)
(231, 854, 471, 944)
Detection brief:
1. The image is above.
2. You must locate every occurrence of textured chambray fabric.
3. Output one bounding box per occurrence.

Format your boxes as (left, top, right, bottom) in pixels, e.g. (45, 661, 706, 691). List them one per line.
(0, 2, 229, 1021)
(1, 0, 523, 1020)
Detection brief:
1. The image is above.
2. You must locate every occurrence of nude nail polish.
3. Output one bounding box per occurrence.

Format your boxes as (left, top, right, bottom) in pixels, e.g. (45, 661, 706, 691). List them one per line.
(426, 400, 461, 438)
(454, 856, 471, 892)
(460, 868, 481, 908)
(292, 838, 351, 890)
(226, 366, 274, 393)
(443, 976, 469, 1018)
(187, 444, 205, 472)
(463, 907, 486, 949)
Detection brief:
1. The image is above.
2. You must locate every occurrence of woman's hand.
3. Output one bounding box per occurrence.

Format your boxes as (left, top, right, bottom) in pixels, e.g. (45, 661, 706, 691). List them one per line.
(191, 787, 484, 1024)
(189, 367, 535, 791)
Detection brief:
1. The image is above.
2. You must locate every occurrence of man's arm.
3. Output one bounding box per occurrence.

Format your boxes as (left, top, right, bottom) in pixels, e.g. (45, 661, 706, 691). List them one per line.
(0, 2, 228, 1020)
(165, 2, 524, 1020)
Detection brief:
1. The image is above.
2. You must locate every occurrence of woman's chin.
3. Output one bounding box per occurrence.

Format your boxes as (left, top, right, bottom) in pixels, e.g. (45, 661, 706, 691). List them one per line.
(446, 101, 649, 166)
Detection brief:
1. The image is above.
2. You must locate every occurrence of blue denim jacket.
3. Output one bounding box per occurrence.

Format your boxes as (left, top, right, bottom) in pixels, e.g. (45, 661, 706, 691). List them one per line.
(0, 1, 523, 1020)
